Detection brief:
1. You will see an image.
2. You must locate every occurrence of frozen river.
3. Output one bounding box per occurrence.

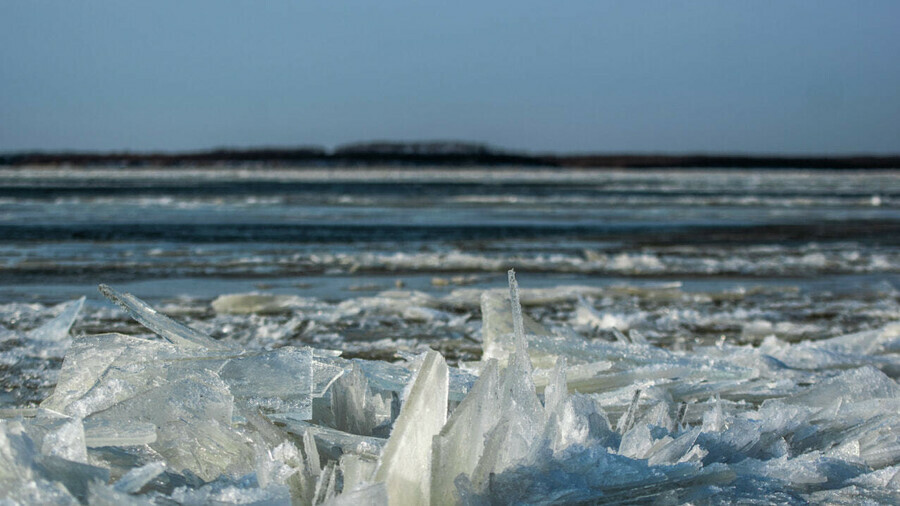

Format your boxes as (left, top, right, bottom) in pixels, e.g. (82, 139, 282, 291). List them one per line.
(1, 167, 899, 503)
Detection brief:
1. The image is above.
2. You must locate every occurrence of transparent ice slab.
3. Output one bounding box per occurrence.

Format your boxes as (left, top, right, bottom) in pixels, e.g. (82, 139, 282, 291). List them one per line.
(99, 284, 233, 351)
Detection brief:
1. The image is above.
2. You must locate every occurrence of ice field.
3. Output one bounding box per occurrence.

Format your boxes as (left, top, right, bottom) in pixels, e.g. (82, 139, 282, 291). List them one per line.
(1, 168, 899, 503)
(1, 271, 899, 504)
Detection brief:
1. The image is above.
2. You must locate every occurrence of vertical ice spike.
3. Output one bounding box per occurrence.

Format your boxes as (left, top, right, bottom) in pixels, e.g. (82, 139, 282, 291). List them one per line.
(374, 350, 448, 506)
(617, 389, 642, 434)
(543, 356, 568, 416)
(508, 269, 526, 351)
(431, 359, 501, 505)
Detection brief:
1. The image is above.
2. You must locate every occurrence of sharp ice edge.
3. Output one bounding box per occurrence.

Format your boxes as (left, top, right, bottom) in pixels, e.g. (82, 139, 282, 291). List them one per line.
(113, 461, 166, 494)
(1, 278, 899, 504)
(373, 350, 448, 506)
(26, 297, 85, 343)
(0, 297, 87, 363)
(98, 284, 233, 351)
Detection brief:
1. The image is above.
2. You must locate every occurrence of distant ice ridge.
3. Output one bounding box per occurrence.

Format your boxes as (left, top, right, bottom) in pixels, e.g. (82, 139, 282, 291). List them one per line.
(3, 274, 900, 504)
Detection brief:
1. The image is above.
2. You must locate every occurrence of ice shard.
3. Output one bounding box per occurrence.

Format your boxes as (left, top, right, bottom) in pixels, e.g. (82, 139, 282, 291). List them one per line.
(34, 289, 318, 484)
(26, 297, 84, 342)
(19, 409, 88, 464)
(41, 333, 201, 418)
(219, 347, 313, 418)
(84, 369, 254, 482)
(113, 461, 166, 494)
(83, 418, 158, 447)
(0, 418, 109, 504)
(430, 359, 500, 505)
(479, 288, 554, 367)
(374, 350, 448, 506)
(99, 284, 232, 351)
(330, 363, 388, 436)
(326, 481, 388, 506)
(267, 415, 386, 461)
(466, 270, 545, 493)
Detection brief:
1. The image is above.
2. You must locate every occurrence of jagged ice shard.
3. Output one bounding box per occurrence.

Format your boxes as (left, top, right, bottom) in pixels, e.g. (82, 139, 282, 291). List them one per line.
(373, 350, 448, 505)
(1, 272, 900, 504)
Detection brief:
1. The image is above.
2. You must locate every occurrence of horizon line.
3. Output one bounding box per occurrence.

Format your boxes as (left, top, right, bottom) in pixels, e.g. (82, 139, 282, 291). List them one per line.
(3, 140, 900, 169)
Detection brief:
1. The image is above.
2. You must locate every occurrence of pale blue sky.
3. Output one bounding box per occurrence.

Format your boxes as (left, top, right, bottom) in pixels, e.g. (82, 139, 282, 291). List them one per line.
(2, 1, 899, 154)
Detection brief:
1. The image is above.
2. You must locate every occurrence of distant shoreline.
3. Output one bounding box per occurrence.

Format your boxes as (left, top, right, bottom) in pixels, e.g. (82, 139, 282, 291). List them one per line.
(2, 141, 899, 169)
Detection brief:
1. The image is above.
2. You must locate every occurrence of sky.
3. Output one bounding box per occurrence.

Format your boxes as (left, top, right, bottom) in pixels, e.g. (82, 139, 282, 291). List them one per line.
(1, 1, 899, 155)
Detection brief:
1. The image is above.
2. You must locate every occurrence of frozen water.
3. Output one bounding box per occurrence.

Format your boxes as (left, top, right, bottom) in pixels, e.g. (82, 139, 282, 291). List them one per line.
(26, 297, 84, 344)
(83, 417, 158, 447)
(267, 415, 386, 461)
(219, 346, 313, 416)
(2, 273, 900, 504)
(329, 363, 390, 436)
(99, 284, 233, 351)
(373, 350, 448, 505)
(113, 461, 165, 494)
(431, 359, 500, 504)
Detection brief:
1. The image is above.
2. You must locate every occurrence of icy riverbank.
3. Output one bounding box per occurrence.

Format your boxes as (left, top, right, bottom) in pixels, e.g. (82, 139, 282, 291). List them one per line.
(2, 272, 900, 504)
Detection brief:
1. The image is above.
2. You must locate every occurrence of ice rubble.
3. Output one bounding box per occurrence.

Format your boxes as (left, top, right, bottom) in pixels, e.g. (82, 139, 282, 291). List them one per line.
(2, 274, 900, 504)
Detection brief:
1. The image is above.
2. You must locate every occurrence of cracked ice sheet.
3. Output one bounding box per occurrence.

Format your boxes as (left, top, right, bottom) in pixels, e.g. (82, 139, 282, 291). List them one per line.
(43, 342, 314, 476)
(45, 287, 317, 421)
(29, 288, 321, 484)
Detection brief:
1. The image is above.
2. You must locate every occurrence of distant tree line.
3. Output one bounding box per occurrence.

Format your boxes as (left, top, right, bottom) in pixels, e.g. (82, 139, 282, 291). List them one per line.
(2, 141, 899, 169)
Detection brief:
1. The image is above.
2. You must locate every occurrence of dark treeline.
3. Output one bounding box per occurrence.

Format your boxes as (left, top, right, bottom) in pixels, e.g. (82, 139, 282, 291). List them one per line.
(3, 141, 899, 169)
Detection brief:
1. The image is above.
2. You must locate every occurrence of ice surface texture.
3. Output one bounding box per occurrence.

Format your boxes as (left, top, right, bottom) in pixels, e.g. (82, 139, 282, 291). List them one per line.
(3, 273, 900, 504)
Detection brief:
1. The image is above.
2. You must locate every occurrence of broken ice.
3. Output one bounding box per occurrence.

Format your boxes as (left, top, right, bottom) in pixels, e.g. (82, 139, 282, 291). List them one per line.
(2, 272, 900, 504)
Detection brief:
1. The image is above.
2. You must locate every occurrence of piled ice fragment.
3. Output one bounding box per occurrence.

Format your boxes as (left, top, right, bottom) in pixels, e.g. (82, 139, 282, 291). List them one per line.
(2, 273, 900, 504)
